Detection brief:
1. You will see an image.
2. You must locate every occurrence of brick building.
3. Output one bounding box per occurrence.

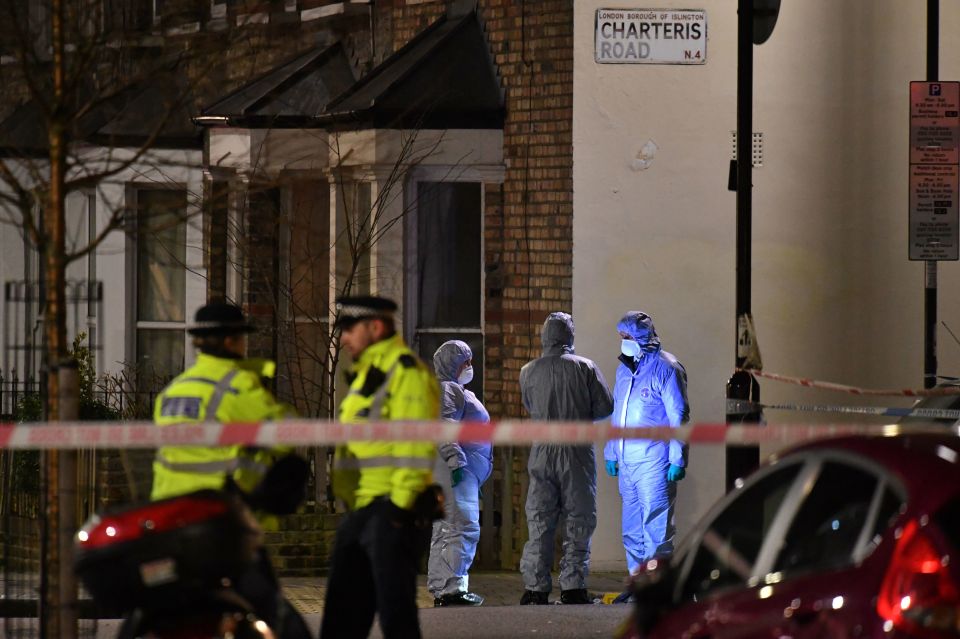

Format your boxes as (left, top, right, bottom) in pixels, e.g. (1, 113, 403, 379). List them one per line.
(0, 0, 579, 573)
(197, 0, 578, 571)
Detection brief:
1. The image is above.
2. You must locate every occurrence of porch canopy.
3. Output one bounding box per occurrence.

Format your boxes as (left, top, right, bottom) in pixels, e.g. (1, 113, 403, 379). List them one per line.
(0, 70, 202, 157)
(195, 9, 505, 174)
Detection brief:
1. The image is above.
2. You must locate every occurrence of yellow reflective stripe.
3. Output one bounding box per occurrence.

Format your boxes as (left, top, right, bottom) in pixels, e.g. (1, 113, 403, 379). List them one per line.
(332, 455, 434, 470)
(154, 451, 268, 475)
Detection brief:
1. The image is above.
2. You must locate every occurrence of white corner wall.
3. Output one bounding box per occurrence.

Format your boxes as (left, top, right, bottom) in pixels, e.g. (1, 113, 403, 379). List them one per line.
(574, 2, 960, 569)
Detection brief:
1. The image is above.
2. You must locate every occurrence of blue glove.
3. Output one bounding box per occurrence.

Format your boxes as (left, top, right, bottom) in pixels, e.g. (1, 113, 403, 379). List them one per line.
(666, 464, 686, 482)
(451, 467, 466, 487)
(605, 460, 618, 477)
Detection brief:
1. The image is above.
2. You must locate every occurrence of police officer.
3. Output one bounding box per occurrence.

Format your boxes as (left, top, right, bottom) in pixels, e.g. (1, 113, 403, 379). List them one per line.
(321, 295, 441, 639)
(152, 299, 309, 639)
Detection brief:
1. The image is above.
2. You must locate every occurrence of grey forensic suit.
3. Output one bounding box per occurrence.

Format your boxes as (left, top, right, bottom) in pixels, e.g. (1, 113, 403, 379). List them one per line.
(518, 313, 614, 594)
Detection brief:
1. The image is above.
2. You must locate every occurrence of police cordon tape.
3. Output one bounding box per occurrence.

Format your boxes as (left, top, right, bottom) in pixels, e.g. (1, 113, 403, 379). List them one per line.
(0, 419, 955, 450)
(741, 368, 960, 397)
(726, 399, 960, 421)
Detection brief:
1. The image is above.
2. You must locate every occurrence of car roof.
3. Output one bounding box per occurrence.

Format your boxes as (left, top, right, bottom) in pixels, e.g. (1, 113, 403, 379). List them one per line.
(779, 433, 960, 504)
(899, 390, 960, 425)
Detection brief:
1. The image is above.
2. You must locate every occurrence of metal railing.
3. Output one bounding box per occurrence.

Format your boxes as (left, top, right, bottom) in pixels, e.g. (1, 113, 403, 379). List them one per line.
(0, 375, 162, 635)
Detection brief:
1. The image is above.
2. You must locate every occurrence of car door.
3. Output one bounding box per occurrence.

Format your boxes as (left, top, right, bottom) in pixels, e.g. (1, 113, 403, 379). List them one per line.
(757, 456, 903, 639)
(689, 454, 903, 639)
(649, 460, 807, 639)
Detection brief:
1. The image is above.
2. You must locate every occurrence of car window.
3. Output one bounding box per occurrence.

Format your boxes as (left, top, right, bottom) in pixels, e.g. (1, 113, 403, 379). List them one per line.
(772, 461, 879, 574)
(681, 463, 802, 601)
(934, 496, 960, 550)
(871, 487, 904, 540)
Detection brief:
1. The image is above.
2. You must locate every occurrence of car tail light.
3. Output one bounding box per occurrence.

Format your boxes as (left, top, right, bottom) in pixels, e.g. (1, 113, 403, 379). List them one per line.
(877, 519, 960, 636)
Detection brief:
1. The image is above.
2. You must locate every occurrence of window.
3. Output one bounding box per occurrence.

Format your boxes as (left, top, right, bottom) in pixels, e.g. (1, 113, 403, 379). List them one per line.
(206, 178, 229, 299)
(331, 181, 372, 296)
(864, 487, 904, 557)
(682, 463, 802, 601)
(773, 461, 882, 574)
(134, 188, 187, 383)
(934, 496, 960, 550)
(413, 182, 483, 397)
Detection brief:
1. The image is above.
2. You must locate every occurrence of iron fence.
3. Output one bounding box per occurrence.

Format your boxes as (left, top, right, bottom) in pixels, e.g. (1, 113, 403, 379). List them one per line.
(0, 375, 163, 635)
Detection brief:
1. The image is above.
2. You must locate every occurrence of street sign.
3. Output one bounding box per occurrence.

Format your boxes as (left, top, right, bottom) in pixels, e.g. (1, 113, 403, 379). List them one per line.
(595, 9, 707, 64)
(910, 164, 959, 260)
(910, 81, 960, 261)
(910, 81, 960, 164)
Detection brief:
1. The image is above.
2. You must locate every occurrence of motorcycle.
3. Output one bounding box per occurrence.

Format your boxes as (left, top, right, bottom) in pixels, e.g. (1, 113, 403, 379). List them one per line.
(74, 456, 310, 639)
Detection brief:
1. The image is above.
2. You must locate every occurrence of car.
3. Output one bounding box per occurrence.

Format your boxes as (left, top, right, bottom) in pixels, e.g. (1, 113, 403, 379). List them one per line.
(617, 432, 960, 639)
(898, 382, 960, 427)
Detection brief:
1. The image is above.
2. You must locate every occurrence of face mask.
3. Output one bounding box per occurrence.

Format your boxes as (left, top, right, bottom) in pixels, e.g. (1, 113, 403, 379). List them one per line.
(620, 339, 642, 358)
(458, 366, 474, 385)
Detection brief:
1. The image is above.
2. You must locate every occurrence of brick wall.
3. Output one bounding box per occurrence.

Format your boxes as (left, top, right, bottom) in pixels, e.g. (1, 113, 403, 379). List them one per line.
(480, 0, 575, 409)
(263, 512, 342, 576)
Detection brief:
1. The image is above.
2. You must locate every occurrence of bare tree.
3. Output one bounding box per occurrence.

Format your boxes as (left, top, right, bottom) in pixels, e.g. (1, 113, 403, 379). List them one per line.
(219, 125, 469, 510)
(232, 127, 459, 414)
(0, 1, 266, 634)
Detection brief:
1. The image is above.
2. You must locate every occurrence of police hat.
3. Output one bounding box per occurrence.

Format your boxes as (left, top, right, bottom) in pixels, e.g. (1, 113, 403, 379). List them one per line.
(334, 295, 397, 329)
(187, 301, 256, 336)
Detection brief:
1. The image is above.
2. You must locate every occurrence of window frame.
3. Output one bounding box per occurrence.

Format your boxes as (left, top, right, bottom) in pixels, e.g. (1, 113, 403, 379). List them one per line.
(125, 182, 196, 386)
(403, 166, 496, 395)
(760, 452, 905, 578)
(673, 458, 809, 601)
(671, 449, 907, 603)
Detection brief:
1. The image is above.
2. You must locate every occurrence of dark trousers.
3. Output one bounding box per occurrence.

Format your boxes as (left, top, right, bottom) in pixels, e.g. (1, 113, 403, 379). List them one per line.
(238, 548, 311, 639)
(121, 548, 310, 639)
(320, 499, 428, 639)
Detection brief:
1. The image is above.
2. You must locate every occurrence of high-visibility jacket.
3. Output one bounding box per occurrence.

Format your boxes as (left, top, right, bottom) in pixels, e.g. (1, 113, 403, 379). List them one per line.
(333, 334, 440, 511)
(151, 353, 296, 508)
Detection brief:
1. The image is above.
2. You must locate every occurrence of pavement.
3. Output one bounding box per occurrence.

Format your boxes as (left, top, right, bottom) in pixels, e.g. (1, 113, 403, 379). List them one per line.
(281, 570, 631, 613)
(87, 604, 631, 639)
(0, 571, 635, 638)
(273, 570, 634, 638)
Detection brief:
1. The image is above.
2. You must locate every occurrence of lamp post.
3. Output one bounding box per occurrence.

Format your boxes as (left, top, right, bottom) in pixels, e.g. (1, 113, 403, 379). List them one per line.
(725, 0, 780, 492)
(924, 0, 939, 390)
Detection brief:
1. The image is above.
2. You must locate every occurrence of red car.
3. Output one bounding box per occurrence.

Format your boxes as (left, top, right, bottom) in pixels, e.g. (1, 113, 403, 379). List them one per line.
(618, 432, 960, 638)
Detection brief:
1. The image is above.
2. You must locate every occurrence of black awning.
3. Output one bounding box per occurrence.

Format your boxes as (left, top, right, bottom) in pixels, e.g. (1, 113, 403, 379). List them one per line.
(0, 101, 49, 158)
(197, 11, 503, 131)
(0, 69, 202, 156)
(198, 42, 356, 127)
(92, 74, 202, 149)
(320, 11, 504, 130)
